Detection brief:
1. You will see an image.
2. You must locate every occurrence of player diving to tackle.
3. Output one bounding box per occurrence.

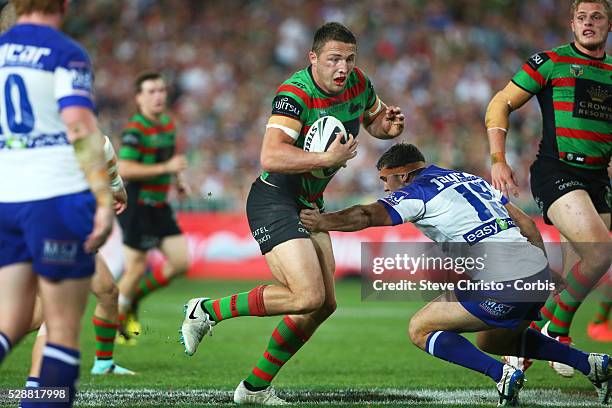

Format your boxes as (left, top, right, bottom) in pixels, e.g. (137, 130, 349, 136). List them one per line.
(300, 143, 611, 406)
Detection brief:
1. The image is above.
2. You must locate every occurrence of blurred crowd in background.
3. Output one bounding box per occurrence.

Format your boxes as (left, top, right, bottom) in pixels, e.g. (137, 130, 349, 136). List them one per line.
(66, 0, 591, 213)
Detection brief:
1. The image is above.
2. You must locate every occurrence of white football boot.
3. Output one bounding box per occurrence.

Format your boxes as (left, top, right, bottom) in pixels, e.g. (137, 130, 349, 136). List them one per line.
(586, 353, 611, 405)
(496, 364, 524, 406)
(234, 381, 288, 405)
(179, 297, 215, 356)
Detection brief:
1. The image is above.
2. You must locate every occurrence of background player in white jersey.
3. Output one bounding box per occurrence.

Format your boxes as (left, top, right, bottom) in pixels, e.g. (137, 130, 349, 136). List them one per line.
(24, 135, 135, 383)
(300, 143, 611, 406)
(0, 1, 113, 406)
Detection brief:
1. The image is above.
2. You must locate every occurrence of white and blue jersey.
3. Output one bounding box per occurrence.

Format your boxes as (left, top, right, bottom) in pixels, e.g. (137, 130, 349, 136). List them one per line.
(0, 24, 96, 279)
(0, 23, 94, 202)
(378, 165, 547, 282)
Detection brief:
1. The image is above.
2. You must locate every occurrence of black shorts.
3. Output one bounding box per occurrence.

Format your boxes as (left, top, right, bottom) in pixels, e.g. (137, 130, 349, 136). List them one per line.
(530, 158, 611, 225)
(118, 203, 182, 251)
(246, 177, 311, 255)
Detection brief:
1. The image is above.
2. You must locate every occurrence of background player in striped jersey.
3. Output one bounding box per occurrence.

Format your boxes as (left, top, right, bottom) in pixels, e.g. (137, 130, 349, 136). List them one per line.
(116, 72, 191, 343)
(180, 22, 404, 405)
(299, 142, 611, 406)
(0, 0, 113, 405)
(485, 0, 611, 376)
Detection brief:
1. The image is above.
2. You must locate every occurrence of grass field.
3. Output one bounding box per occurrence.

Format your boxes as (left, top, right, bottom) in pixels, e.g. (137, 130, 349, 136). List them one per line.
(0, 279, 610, 407)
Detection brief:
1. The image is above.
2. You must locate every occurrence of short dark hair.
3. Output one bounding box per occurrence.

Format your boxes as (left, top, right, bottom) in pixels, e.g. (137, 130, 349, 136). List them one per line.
(311, 22, 356, 55)
(134, 71, 162, 94)
(376, 143, 426, 170)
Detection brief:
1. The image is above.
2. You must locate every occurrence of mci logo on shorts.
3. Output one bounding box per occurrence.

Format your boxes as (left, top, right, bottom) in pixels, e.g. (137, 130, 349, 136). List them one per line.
(42, 239, 78, 264)
(479, 298, 515, 318)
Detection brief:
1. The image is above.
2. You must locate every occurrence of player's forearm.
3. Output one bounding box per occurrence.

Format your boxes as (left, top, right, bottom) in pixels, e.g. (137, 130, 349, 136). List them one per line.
(72, 131, 112, 208)
(118, 160, 168, 181)
(62, 108, 112, 208)
(487, 130, 508, 164)
(506, 204, 546, 255)
(319, 206, 373, 232)
(261, 143, 333, 174)
(103, 136, 125, 192)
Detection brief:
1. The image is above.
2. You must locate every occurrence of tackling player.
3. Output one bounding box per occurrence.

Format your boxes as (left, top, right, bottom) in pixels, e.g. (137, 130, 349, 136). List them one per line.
(0, 0, 113, 406)
(300, 143, 611, 406)
(180, 22, 404, 405)
(485, 0, 611, 376)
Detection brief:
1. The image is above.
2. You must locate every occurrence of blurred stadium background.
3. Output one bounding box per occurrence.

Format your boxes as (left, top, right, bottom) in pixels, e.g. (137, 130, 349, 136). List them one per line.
(68, 0, 598, 212)
(1, 1, 610, 407)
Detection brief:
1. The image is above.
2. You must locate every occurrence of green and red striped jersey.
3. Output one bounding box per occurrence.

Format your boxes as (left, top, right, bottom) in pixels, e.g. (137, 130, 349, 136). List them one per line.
(261, 66, 378, 209)
(118, 112, 176, 206)
(512, 43, 611, 170)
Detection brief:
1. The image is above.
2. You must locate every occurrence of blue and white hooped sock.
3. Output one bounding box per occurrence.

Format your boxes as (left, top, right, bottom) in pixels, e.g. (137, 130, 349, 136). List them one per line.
(25, 376, 40, 388)
(39, 343, 81, 407)
(0, 331, 12, 364)
(426, 330, 504, 382)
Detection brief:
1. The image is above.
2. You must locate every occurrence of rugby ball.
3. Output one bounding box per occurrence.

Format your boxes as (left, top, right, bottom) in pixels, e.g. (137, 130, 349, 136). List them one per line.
(303, 116, 347, 153)
(303, 116, 348, 179)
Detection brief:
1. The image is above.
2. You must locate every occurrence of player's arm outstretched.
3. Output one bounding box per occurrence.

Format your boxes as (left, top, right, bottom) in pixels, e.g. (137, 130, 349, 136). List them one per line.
(504, 202, 545, 253)
(362, 97, 404, 140)
(485, 83, 533, 197)
(300, 202, 392, 232)
(260, 117, 357, 173)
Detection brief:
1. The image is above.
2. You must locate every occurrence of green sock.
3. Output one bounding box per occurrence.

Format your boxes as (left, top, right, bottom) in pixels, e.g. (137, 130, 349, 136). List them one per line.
(549, 263, 596, 336)
(93, 316, 118, 360)
(203, 285, 267, 323)
(133, 267, 169, 303)
(532, 295, 558, 330)
(245, 316, 309, 389)
(592, 301, 611, 324)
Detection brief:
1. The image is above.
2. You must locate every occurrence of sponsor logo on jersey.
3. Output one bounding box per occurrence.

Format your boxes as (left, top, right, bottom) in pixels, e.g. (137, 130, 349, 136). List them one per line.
(272, 95, 303, 118)
(349, 102, 362, 114)
(479, 298, 515, 318)
(526, 52, 550, 70)
(70, 68, 93, 93)
(570, 64, 583, 77)
(382, 190, 411, 206)
(573, 78, 611, 122)
(42, 239, 78, 264)
(463, 217, 516, 244)
(0, 43, 51, 68)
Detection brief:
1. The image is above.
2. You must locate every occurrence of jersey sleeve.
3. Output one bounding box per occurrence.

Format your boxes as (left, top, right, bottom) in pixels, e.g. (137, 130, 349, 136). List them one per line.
(511, 51, 554, 94)
(54, 44, 96, 112)
(118, 126, 142, 161)
(271, 80, 310, 122)
(364, 75, 378, 111)
(377, 187, 426, 225)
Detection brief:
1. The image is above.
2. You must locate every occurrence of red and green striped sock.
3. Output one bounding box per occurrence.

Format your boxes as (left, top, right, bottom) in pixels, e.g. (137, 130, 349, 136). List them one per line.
(133, 267, 170, 303)
(93, 316, 118, 360)
(202, 285, 267, 323)
(532, 295, 559, 330)
(549, 263, 597, 336)
(592, 301, 611, 324)
(244, 316, 310, 389)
